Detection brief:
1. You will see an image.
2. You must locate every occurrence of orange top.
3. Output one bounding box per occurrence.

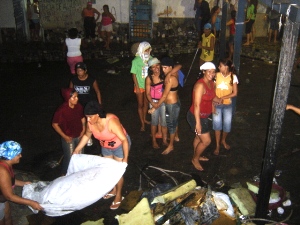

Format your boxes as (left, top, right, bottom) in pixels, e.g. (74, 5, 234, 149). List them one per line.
(83, 8, 94, 17)
(89, 115, 127, 149)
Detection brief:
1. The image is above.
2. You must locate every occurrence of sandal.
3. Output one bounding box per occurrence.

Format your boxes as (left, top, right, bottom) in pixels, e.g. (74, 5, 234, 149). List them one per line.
(110, 197, 124, 210)
(103, 193, 116, 199)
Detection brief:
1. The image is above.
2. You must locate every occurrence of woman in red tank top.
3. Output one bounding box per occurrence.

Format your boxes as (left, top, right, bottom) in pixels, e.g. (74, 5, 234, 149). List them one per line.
(187, 62, 221, 171)
(0, 141, 43, 224)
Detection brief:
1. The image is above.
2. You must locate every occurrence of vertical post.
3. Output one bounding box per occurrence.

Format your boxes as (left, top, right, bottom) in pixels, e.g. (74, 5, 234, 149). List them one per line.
(255, 5, 300, 222)
(233, 0, 247, 76)
(219, 2, 228, 60)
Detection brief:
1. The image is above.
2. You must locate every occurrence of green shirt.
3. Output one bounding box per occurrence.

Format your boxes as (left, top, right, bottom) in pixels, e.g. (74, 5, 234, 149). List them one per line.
(247, 4, 256, 20)
(130, 56, 152, 89)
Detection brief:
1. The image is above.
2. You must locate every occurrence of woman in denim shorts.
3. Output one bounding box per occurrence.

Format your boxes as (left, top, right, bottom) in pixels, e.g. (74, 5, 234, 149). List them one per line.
(73, 101, 130, 210)
(213, 59, 238, 155)
(187, 62, 221, 171)
(146, 58, 168, 148)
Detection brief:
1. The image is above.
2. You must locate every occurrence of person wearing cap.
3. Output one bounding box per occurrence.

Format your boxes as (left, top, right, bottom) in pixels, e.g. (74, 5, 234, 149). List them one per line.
(81, 1, 100, 45)
(70, 62, 102, 107)
(213, 59, 238, 156)
(99, 5, 116, 50)
(0, 141, 43, 224)
(130, 42, 152, 132)
(52, 88, 86, 175)
(146, 58, 168, 148)
(152, 57, 182, 155)
(73, 100, 130, 210)
(186, 62, 221, 171)
(63, 28, 83, 75)
(198, 23, 215, 67)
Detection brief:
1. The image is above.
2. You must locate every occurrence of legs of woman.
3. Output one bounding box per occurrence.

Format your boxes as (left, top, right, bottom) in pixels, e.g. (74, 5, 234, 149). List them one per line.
(0, 202, 13, 225)
(192, 133, 211, 171)
(136, 92, 148, 131)
(105, 31, 112, 50)
(162, 126, 168, 146)
(214, 130, 221, 155)
(151, 125, 159, 149)
(100, 30, 106, 47)
(162, 102, 180, 154)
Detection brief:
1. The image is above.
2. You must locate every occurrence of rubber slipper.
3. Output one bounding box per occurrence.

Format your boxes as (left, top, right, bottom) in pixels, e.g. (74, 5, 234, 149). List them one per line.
(199, 156, 209, 161)
(103, 193, 116, 199)
(110, 197, 124, 210)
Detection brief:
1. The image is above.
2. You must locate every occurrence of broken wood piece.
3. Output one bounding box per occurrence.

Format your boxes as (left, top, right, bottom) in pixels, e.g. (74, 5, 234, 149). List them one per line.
(151, 179, 197, 204)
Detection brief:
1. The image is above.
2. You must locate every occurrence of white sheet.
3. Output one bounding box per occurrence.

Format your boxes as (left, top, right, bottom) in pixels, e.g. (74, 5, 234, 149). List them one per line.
(22, 154, 127, 217)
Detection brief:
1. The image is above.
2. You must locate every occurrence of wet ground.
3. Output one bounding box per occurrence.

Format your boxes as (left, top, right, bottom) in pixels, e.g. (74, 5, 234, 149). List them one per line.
(0, 37, 300, 224)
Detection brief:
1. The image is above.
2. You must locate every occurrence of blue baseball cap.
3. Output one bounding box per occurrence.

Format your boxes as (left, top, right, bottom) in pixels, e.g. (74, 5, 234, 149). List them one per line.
(204, 23, 212, 29)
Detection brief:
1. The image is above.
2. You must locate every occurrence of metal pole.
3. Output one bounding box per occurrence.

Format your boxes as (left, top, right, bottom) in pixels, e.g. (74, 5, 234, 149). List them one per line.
(219, 2, 228, 60)
(233, 0, 247, 76)
(255, 5, 300, 222)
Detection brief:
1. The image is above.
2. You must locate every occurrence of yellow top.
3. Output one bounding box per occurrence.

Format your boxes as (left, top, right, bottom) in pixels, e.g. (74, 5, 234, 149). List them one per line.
(200, 33, 215, 62)
(215, 72, 234, 105)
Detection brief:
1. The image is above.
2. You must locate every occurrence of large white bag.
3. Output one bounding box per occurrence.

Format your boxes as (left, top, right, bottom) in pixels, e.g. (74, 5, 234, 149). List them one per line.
(22, 154, 127, 217)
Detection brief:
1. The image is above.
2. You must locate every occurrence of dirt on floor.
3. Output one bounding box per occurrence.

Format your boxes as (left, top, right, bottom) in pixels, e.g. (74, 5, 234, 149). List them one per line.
(0, 38, 300, 224)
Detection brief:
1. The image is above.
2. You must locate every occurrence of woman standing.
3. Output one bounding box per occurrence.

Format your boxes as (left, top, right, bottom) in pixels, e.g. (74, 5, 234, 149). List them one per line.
(100, 5, 116, 50)
(145, 58, 168, 149)
(63, 28, 83, 75)
(81, 1, 100, 45)
(153, 57, 181, 155)
(186, 62, 220, 171)
(0, 141, 43, 224)
(52, 88, 86, 175)
(213, 59, 238, 156)
(210, 6, 221, 38)
(130, 42, 152, 132)
(226, 10, 236, 60)
(73, 101, 130, 210)
(69, 62, 102, 107)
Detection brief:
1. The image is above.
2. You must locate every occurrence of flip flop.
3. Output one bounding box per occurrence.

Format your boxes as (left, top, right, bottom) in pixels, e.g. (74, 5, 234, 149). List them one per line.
(103, 193, 116, 199)
(110, 197, 124, 210)
(199, 156, 209, 161)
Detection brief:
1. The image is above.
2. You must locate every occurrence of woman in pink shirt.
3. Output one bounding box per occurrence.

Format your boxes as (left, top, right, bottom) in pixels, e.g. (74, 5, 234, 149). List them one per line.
(99, 5, 115, 50)
(73, 101, 130, 210)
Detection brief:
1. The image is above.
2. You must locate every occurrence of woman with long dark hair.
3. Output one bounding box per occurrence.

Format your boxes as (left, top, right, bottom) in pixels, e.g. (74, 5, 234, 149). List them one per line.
(212, 59, 238, 156)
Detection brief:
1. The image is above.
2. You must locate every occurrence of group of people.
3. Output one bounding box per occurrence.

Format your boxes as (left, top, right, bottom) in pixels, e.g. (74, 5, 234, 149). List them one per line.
(195, 0, 237, 63)
(51, 61, 129, 211)
(81, 2, 115, 49)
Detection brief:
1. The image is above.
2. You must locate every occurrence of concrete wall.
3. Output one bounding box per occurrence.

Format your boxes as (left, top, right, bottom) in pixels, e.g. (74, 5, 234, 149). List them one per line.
(0, 0, 15, 28)
(0, 0, 270, 38)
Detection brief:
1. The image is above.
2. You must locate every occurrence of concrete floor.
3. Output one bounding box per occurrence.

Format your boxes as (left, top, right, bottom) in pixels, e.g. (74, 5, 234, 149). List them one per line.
(1, 38, 300, 224)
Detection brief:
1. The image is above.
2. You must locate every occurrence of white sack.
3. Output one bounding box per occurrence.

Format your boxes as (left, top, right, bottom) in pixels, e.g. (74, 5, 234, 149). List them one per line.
(22, 154, 127, 217)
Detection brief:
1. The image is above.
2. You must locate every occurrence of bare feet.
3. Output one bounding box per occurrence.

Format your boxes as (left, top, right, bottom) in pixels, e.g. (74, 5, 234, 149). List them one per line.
(213, 146, 220, 156)
(140, 127, 145, 132)
(192, 159, 204, 171)
(222, 142, 230, 150)
(161, 146, 173, 155)
(152, 142, 160, 149)
(243, 42, 250, 46)
(162, 141, 169, 146)
(155, 133, 162, 138)
(174, 136, 180, 142)
(199, 156, 209, 161)
(144, 120, 150, 125)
